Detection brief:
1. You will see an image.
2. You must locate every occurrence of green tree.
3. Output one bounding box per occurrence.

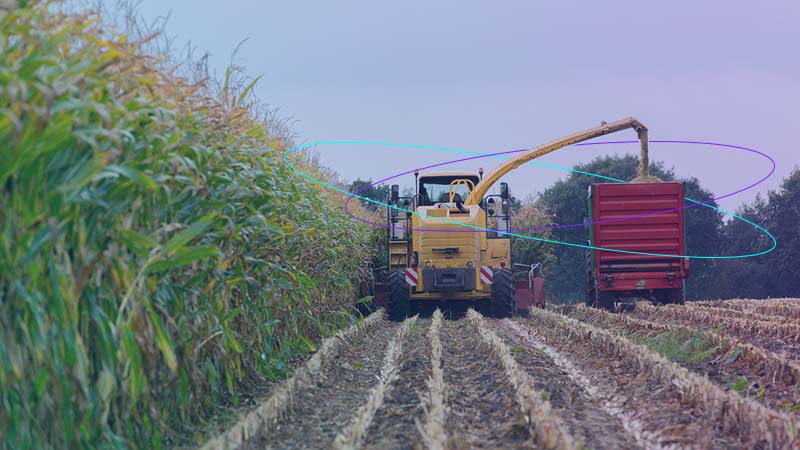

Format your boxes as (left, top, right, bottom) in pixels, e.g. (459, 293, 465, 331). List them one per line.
(511, 194, 557, 275)
(349, 179, 390, 211)
(537, 155, 725, 302)
(717, 167, 800, 298)
(762, 168, 800, 296)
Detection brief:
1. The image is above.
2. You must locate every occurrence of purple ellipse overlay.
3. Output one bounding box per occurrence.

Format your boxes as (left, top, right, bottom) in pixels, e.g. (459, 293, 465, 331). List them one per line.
(343, 140, 774, 233)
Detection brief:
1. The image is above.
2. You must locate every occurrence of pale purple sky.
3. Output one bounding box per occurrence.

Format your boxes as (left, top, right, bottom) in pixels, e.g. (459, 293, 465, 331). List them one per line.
(138, 0, 799, 212)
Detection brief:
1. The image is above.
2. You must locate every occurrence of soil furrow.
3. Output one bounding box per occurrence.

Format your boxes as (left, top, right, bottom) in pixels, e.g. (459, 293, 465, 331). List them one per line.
(498, 319, 644, 450)
(332, 316, 421, 449)
(255, 322, 399, 450)
(440, 317, 532, 449)
(357, 318, 430, 449)
(417, 309, 448, 450)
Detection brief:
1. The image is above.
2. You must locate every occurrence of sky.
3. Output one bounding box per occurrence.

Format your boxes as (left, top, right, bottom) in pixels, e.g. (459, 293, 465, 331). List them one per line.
(135, 0, 799, 213)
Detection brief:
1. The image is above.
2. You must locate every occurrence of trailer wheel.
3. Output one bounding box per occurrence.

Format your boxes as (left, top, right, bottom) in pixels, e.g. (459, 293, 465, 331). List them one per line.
(585, 247, 596, 307)
(668, 285, 686, 305)
(387, 270, 410, 321)
(587, 277, 614, 311)
(491, 268, 516, 318)
(585, 273, 596, 307)
(597, 291, 615, 311)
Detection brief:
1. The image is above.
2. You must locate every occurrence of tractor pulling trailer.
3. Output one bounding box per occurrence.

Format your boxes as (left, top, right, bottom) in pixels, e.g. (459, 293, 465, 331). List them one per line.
(372, 117, 687, 320)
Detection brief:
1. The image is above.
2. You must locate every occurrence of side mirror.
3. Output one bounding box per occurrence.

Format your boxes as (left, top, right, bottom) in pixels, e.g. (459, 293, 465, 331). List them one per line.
(390, 184, 399, 203)
(500, 182, 509, 200)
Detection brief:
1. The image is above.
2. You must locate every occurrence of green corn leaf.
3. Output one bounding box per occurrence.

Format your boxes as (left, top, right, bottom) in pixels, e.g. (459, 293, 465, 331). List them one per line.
(223, 330, 243, 353)
(146, 246, 218, 273)
(144, 299, 178, 373)
(162, 215, 215, 255)
(103, 164, 158, 191)
(33, 368, 49, 399)
(731, 378, 748, 392)
(238, 75, 262, 105)
(116, 228, 158, 256)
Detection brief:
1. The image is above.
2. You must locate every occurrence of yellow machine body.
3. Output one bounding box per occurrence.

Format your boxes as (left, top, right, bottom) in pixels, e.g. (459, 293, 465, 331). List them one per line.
(410, 203, 509, 300)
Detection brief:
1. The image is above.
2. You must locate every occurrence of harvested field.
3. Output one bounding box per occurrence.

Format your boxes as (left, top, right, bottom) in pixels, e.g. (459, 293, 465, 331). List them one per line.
(256, 320, 402, 450)
(441, 312, 535, 449)
(635, 301, 800, 357)
(200, 303, 800, 449)
(694, 299, 800, 320)
(567, 305, 800, 416)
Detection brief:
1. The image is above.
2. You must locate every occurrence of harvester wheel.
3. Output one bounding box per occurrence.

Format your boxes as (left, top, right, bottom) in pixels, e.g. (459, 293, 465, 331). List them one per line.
(387, 270, 410, 321)
(491, 268, 516, 318)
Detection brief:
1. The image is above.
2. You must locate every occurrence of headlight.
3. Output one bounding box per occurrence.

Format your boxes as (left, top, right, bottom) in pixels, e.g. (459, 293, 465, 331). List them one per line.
(466, 261, 474, 268)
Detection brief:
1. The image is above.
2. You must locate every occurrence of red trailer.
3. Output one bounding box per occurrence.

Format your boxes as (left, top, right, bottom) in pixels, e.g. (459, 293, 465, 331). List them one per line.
(586, 181, 689, 309)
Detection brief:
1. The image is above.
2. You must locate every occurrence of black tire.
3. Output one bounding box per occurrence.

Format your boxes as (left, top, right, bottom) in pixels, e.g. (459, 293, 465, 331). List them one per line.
(585, 247, 596, 307)
(597, 291, 615, 311)
(387, 270, 410, 321)
(668, 285, 686, 305)
(585, 273, 597, 307)
(491, 268, 516, 318)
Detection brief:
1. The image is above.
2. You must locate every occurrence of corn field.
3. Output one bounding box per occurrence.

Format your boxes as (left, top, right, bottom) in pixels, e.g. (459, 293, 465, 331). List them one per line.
(0, 3, 374, 449)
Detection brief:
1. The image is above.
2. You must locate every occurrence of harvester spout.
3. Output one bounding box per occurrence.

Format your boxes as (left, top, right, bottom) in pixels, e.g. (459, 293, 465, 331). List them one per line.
(464, 117, 652, 205)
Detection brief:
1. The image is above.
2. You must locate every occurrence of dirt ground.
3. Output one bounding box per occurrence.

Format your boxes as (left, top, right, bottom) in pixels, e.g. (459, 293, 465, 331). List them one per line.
(207, 305, 799, 450)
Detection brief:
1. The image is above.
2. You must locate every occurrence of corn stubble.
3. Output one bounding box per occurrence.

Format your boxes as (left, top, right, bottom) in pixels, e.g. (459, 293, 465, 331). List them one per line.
(200, 310, 385, 450)
(333, 315, 418, 450)
(467, 309, 577, 450)
(695, 298, 800, 320)
(687, 303, 798, 324)
(531, 306, 799, 449)
(575, 305, 800, 390)
(637, 302, 800, 346)
(416, 309, 448, 450)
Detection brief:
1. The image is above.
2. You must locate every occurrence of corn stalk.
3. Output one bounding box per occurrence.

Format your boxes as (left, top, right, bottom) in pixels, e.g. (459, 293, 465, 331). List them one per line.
(200, 310, 385, 450)
(416, 309, 448, 450)
(467, 309, 576, 450)
(333, 316, 418, 450)
(530, 307, 799, 449)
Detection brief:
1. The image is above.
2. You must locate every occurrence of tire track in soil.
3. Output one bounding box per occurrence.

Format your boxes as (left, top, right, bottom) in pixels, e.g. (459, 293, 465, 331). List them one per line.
(255, 322, 398, 450)
(525, 317, 750, 449)
(441, 318, 532, 450)
(495, 320, 641, 450)
(361, 320, 431, 450)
